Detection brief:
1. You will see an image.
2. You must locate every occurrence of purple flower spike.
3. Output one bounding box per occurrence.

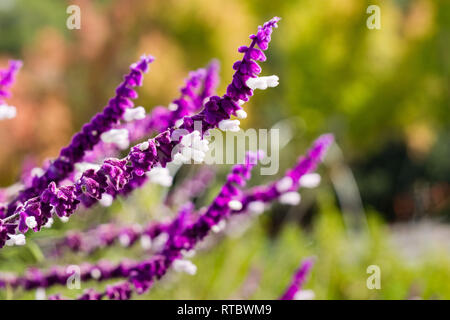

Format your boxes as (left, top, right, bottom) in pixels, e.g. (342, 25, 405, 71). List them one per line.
(0, 60, 22, 102)
(0, 18, 279, 249)
(0, 220, 17, 248)
(6, 55, 154, 215)
(0, 60, 22, 120)
(71, 152, 260, 300)
(280, 258, 315, 300)
(237, 134, 334, 212)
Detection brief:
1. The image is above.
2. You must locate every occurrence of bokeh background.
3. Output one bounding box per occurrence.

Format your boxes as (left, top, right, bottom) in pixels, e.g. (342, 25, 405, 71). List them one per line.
(0, 0, 449, 299)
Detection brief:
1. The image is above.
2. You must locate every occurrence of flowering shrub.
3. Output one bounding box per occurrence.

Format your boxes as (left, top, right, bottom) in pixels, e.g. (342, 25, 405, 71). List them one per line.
(0, 17, 333, 300)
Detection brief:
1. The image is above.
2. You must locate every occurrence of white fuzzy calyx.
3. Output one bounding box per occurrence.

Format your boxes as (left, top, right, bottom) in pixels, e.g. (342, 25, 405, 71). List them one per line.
(236, 109, 247, 119)
(25, 216, 37, 229)
(139, 141, 149, 151)
(218, 119, 240, 132)
(140, 235, 152, 250)
(173, 131, 209, 164)
(35, 288, 46, 300)
(247, 201, 266, 215)
(43, 218, 54, 229)
(246, 75, 279, 90)
(299, 173, 321, 188)
(90, 268, 102, 280)
(123, 106, 146, 122)
(174, 119, 184, 128)
(212, 220, 227, 233)
(30, 167, 44, 178)
(152, 232, 169, 252)
(75, 162, 101, 173)
(5, 234, 26, 246)
(99, 193, 114, 207)
(228, 200, 243, 211)
(60, 216, 69, 223)
(181, 249, 196, 258)
(279, 191, 301, 206)
(276, 176, 293, 193)
(118, 234, 131, 247)
(168, 103, 178, 111)
(100, 129, 130, 150)
(146, 167, 173, 187)
(0, 104, 17, 120)
(294, 289, 316, 300)
(173, 259, 197, 275)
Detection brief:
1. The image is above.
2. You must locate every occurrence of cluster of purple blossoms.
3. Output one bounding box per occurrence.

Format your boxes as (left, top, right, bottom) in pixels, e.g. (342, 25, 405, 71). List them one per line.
(2, 55, 154, 218)
(0, 16, 332, 300)
(0, 60, 22, 120)
(0, 134, 332, 299)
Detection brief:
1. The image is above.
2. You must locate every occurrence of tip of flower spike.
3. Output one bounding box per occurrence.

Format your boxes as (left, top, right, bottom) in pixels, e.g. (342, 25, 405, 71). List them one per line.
(316, 133, 334, 147)
(208, 59, 220, 70)
(268, 16, 281, 25)
(298, 257, 315, 275)
(309, 133, 334, 160)
(244, 150, 264, 166)
(132, 54, 155, 73)
(10, 60, 23, 70)
(249, 17, 281, 50)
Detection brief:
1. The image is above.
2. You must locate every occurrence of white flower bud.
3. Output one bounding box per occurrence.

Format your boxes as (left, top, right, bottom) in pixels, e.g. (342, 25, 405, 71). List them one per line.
(140, 235, 152, 250)
(276, 176, 293, 193)
(118, 234, 131, 247)
(123, 106, 146, 122)
(279, 192, 301, 205)
(246, 75, 279, 90)
(99, 193, 114, 207)
(5, 234, 26, 246)
(248, 201, 265, 215)
(168, 103, 178, 111)
(173, 259, 197, 275)
(294, 289, 315, 300)
(228, 200, 243, 211)
(218, 119, 240, 132)
(35, 288, 46, 300)
(31, 167, 44, 178)
(60, 216, 69, 223)
(299, 173, 321, 188)
(100, 129, 129, 149)
(139, 141, 149, 151)
(146, 167, 173, 187)
(0, 104, 17, 120)
(236, 109, 247, 119)
(212, 220, 227, 233)
(44, 218, 54, 229)
(25, 216, 37, 229)
(90, 268, 102, 280)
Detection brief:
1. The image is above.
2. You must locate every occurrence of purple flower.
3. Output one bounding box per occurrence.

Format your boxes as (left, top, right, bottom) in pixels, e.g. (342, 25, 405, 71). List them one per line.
(238, 134, 334, 212)
(105, 282, 132, 300)
(0, 17, 280, 249)
(0, 131, 332, 296)
(0, 60, 22, 103)
(0, 220, 16, 248)
(280, 258, 315, 300)
(5, 55, 154, 215)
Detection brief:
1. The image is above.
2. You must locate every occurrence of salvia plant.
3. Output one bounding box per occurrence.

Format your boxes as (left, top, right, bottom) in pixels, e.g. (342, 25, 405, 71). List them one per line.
(0, 17, 334, 300)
